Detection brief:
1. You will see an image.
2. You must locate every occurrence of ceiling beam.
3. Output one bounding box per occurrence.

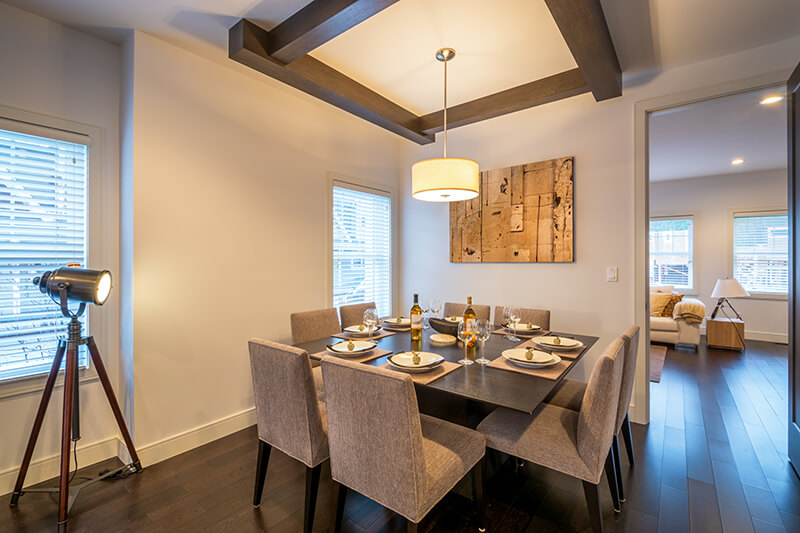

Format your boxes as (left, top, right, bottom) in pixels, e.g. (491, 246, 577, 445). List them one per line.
(230, 19, 434, 145)
(268, 0, 401, 64)
(544, 0, 621, 101)
(419, 69, 589, 135)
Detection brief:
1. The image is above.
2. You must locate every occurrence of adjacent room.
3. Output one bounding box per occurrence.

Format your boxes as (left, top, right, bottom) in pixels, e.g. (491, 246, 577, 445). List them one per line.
(1, 1, 800, 532)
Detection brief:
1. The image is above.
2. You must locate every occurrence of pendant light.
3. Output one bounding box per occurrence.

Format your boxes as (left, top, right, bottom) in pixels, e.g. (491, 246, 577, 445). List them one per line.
(412, 48, 480, 202)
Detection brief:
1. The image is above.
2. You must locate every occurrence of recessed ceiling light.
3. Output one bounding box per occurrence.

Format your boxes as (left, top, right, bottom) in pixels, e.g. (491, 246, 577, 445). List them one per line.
(731, 158, 745, 165)
(760, 95, 784, 105)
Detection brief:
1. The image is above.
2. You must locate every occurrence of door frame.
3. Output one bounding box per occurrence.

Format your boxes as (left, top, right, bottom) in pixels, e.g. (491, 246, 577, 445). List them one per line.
(788, 61, 800, 476)
(632, 70, 793, 424)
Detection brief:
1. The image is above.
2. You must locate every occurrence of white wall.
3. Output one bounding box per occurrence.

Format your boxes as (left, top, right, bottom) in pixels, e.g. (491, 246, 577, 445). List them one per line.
(651, 169, 788, 342)
(399, 35, 800, 423)
(122, 32, 402, 462)
(0, 3, 121, 494)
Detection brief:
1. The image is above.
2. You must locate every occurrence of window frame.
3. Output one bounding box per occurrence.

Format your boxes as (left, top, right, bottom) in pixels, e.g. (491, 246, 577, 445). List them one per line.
(728, 207, 789, 300)
(649, 213, 697, 294)
(0, 106, 106, 398)
(327, 173, 397, 318)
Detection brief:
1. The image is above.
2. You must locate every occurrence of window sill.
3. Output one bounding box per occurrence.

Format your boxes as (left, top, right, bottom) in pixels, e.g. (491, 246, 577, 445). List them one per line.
(0, 366, 97, 401)
(740, 293, 788, 302)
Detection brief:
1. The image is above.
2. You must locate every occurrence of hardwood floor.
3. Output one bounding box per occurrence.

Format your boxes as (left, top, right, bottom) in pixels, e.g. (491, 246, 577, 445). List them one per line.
(2, 337, 799, 532)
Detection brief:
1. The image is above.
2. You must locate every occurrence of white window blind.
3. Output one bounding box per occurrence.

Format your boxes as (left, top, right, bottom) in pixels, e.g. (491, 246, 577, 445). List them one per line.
(0, 127, 88, 381)
(332, 182, 392, 317)
(733, 211, 788, 294)
(649, 217, 694, 289)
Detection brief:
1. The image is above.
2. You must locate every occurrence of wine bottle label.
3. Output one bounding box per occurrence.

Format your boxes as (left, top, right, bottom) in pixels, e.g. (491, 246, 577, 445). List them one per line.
(411, 315, 422, 328)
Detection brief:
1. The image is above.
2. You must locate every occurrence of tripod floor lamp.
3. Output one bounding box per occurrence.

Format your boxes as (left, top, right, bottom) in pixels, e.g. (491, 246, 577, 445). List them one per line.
(9, 267, 142, 532)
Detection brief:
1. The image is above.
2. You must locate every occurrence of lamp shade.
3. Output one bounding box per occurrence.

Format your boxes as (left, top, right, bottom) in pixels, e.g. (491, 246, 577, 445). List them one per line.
(711, 278, 750, 298)
(411, 157, 479, 202)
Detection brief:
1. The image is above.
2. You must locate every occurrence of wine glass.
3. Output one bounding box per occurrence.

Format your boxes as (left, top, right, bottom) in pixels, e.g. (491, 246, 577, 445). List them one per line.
(429, 298, 442, 319)
(363, 308, 378, 342)
(508, 306, 521, 342)
(502, 306, 514, 340)
(456, 321, 475, 366)
(475, 319, 491, 365)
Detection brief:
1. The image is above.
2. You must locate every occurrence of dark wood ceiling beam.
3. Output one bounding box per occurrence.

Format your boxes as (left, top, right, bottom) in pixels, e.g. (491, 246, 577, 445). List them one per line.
(544, 0, 621, 101)
(230, 19, 434, 145)
(267, 0, 401, 64)
(419, 69, 589, 135)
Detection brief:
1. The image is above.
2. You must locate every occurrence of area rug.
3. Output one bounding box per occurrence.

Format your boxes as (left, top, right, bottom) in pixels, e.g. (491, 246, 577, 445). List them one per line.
(650, 344, 667, 383)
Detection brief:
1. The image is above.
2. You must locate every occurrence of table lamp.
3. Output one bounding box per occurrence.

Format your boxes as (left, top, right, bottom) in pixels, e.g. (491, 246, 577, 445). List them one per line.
(710, 277, 749, 320)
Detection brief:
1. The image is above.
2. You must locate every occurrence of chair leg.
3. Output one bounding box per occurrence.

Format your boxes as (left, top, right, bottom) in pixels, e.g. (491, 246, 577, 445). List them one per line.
(582, 480, 604, 533)
(612, 435, 625, 502)
(406, 519, 418, 533)
(253, 440, 271, 507)
(604, 450, 621, 512)
(621, 413, 635, 466)
(334, 483, 347, 533)
(304, 464, 322, 533)
(471, 458, 486, 532)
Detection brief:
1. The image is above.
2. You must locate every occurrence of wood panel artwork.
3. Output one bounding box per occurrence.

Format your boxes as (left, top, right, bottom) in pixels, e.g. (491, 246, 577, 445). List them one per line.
(450, 157, 574, 263)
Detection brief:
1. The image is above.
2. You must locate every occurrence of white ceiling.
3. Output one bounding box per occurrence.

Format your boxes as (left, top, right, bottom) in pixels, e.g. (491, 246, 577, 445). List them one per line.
(4, 0, 800, 114)
(649, 87, 787, 182)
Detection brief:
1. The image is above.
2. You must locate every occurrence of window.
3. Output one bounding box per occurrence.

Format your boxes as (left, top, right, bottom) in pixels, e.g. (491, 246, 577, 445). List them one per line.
(332, 181, 392, 317)
(0, 125, 88, 381)
(650, 216, 694, 290)
(732, 211, 788, 294)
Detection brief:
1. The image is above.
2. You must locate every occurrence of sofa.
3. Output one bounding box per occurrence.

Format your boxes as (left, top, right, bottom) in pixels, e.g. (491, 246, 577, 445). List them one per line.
(650, 286, 705, 348)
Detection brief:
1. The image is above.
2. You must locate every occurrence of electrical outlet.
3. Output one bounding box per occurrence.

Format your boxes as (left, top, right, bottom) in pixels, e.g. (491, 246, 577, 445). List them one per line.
(607, 266, 618, 282)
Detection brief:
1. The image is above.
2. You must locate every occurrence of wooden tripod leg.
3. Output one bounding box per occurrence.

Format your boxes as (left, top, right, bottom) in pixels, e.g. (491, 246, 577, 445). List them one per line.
(58, 344, 78, 528)
(86, 337, 141, 468)
(10, 341, 66, 506)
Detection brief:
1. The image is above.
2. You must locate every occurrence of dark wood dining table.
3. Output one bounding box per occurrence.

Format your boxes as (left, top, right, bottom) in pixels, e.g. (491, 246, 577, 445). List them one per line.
(294, 326, 598, 425)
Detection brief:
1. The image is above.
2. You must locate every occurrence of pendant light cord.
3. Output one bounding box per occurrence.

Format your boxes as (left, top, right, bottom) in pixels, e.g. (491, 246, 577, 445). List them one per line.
(443, 56, 447, 158)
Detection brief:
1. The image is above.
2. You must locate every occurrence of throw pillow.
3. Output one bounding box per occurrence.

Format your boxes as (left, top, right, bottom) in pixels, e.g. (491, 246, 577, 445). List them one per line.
(650, 292, 672, 317)
(661, 293, 684, 317)
(651, 285, 675, 294)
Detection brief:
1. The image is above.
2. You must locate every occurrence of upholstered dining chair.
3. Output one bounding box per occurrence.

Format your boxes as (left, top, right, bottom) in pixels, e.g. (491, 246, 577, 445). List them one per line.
(476, 337, 625, 533)
(492, 306, 551, 330)
(290, 307, 341, 344)
(544, 325, 640, 501)
(248, 339, 328, 533)
(338, 301, 376, 328)
(443, 301, 491, 322)
(320, 356, 486, 533)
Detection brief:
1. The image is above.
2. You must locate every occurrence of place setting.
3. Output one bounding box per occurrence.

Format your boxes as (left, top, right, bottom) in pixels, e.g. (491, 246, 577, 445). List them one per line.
(521, 334, 586, 360)
(310, 338, 391, 363)
(382, 316, 412, 331)
(487, 345, 570, 380)
(381, 350, 461, 385)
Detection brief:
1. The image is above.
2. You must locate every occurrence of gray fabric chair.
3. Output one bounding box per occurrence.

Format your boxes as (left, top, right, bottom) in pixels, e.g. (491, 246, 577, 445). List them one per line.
(320, 356, 486, 532)
(248, 338, 328, 533)
(492, 306, 551, 330)
(545, 325, 640, 501)
(338, 301, 376, 328)
(443, 301, 491, 322)
(477, 337, 626, 533)
(290, 307, 341, 344)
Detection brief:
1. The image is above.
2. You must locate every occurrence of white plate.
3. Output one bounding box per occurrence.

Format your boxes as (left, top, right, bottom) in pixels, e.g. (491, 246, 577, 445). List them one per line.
(388, 352, 444, 373)
(327, 340, 377, 356)
(343, 324, 382, 337)
(505, 323, 541, 333)
(384, 317, 411, 326)
(502, 349, 561, 368)
(444, 316, 464, 322)
(430, 333, 456, 344)
(535, 336, 583, 350)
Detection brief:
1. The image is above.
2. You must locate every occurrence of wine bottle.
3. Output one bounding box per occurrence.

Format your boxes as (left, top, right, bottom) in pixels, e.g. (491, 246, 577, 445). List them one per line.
(463, 296, 477, 360)
(410, 293, 422, 342)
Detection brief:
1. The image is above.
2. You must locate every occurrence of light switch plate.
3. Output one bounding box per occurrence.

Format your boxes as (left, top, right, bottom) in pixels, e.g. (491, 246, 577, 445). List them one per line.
(607, 266, 618, 282)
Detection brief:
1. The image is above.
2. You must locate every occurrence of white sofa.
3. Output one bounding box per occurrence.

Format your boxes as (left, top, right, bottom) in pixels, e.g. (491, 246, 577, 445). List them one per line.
(649, 286, 703, 348)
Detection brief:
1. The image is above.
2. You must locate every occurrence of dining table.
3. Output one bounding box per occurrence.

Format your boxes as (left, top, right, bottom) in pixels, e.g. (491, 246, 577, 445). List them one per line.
(294, 324, 599, 428)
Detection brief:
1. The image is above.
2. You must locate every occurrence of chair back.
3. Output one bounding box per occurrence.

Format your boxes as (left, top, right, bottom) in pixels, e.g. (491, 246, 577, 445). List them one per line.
(493, 306, 551, 330)
(339, 301, 377, 328)
(576, 337, 625, 476)
(616, 325, 641, 432)
(290, 307, 341, 344)
(248, 339, 328, 467)
(321, 356, 426, 519)
(443, 301, 491, 322)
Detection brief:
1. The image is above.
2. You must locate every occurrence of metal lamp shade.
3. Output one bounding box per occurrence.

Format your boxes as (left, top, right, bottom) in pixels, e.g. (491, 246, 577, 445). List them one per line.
(34, 267, 113, 305)
(411, 157, 480, 202)
(711, 278, 750, 299)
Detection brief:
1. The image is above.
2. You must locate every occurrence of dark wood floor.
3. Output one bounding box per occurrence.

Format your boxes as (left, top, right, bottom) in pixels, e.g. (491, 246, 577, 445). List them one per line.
(2, 337, 799, 532)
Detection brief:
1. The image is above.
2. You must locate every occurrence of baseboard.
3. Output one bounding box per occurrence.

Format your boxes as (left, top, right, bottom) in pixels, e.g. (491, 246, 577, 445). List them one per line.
(699, 326, 787, 344)
(0, 436, 120, 497)
(134, 407, 256, 467)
